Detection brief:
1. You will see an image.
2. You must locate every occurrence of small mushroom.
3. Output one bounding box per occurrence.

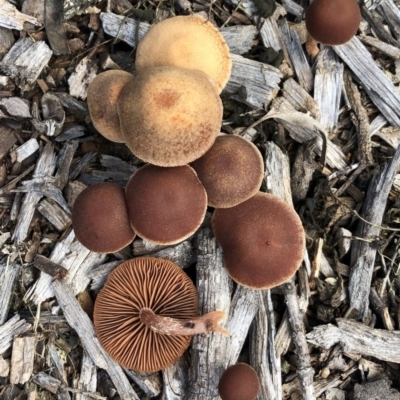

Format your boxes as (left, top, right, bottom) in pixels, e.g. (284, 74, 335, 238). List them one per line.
(212, 192, 305, 289)
(135, 15, 232, 93)
(72, 182, 135, 253)
(305, 0, 361, 57)
(125, 164, 207, 245)
(191, 135, 264, 208)
(87, 70, 133, 143)
(94, 257, 228, 372)
(118, 66, 222, 167)
(218, 363, 260, 400)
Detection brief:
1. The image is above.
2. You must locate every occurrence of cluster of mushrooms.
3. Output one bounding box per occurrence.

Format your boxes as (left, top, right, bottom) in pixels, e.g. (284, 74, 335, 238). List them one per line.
(70, 3, 362, 397)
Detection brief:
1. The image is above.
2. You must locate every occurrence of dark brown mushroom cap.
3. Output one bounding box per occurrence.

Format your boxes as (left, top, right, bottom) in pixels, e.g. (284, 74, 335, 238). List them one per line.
(72, 182, 135, 253)
(117, 66, 222, 167)
(218, 363, 260, 400)
(125, 164, 207, 245)
(305, 0, 361, 45)
(212, 192, 305, 289)
(93, 257, 198, 372)
(87, 70, 133, 143)
(190, 135, 264, 208)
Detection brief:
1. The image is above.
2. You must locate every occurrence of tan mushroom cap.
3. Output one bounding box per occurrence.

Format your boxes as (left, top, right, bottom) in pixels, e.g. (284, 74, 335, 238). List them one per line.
(212, 192, 305, 289)
(87, 70, 133, 143)
(72, 182, 136, 253)
(305, 0, 361, 45)
(135, 15, 232, 93)
(191, 135, 264, 208)
(125, 164, 207, 245)
(94, 257, 198, 372)
(118, 66, 222, 167)
(218, 363, 260, 400)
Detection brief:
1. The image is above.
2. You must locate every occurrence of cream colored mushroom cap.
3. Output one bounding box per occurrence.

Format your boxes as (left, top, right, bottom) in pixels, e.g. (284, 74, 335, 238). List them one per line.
(135, 15, 232, 93)
(118, 66, 223, 167)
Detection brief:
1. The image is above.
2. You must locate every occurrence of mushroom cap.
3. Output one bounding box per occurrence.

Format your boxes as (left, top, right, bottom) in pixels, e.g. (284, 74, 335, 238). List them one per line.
(191, 135, 264, 208)
(94, 257, 198, 372)
(125, 164, 207, 245)
(135, 15, 231, 93)
(87, 70, 133, 143)
(305, 0, 361, 45)
(72, 182, 135, 253)
(118, 66, 222, 167)
(212, 192, 305, 289)
(218, 363, 260, 400)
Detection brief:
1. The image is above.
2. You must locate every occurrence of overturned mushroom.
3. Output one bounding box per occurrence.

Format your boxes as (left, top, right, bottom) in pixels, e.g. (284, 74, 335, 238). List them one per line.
(94, 257, 228, 372)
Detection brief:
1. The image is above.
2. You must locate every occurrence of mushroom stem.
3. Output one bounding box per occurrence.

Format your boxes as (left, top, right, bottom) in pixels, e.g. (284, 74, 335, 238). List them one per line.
(140, 308, 230, 337)
(305, 33, 320, 59)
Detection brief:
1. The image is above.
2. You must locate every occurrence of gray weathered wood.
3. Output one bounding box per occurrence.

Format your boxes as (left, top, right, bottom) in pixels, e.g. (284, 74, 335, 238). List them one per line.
(37, 198, 72, 231)
(187, 228, 231, 399)
(68, 56, 98, 101)
(0, 314, 31, 355)
(52, 280, 140, 400)
(220, 25, 258, 55)
(123, 369, 162, 398)
(0, 259, 21, 325)
(10, 335, 36, 384)
(0, 0, 40, 30)
(0, 97, 32, 119)
(88, 261, 122, 291)
(260, 18, 283, 52)
(333, 37, 400, 127)
(359, 35, 400, 59)
(32, 372, 61, 394)
(10, 138, 38, 163)
(63, 0, 102, 20)
(348, 145, 400, 319)
(377, 0, 400, 36)
(161, 356, 188, 400)
(76, 350, 97, 400)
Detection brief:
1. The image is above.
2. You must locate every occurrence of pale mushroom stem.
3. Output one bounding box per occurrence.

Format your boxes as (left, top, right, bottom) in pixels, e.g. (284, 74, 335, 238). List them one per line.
(305, 33, 320, 59)
(140, 308, 230, 337)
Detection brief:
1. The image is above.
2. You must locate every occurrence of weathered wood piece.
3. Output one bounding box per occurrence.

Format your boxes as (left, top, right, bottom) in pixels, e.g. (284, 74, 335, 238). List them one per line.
(10, 138, 38, 163)
(37, 198, 72, 231)
(314, 49, 343, 129)
(187, 228, 231, 399)
(63, 0, 102, 20)
(0, 97, 31, 118)
(161, 356, 188, 400)
(333, 37, 400, 127)
(224, 53, 283, 109)
(377, 0, 400, 37)
(0, 38, 52, 87)
(0, 259, 21, 325)
(348, 145, 400, 319)
(0, 314, 31, 355)
(0, 0, 40, 30)
(260, 18, 283, 52)
(32, 372, 62, 394)
(88, 261, 122, 291)
(359, 35, 400, 59)
(278, 19, 313, 92)
(0, 27, 14, 60)
(220, 25, 258, 54)
(45, 0, 69, 55)
(68, 56, 98, 101)
(52, 280, 140, 400)
(0, 124, 17, 161)
(281, 0, 303, 17)
(76, 351, 97, 400)
(307, 318, 400, 363)
(10, 335, 36, 384)
(123, 369, 162, 398)
(0, 356, 10, 377)
(353, 380, 400, 400)
(34, 254, 69, 281)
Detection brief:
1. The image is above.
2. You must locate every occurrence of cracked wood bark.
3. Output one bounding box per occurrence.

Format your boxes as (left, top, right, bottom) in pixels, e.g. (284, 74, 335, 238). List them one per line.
(76, 350, 97, 400)
(0, 259, 21, 325)
(0, 314, 31, 355)
(307, 318, 400, 363)
(333, 37, 400, 127)
(187, 228, 231, 400)
(52, 280, 139, 400)
(348, 145, 400, 320)
(161, 355, 188, 400)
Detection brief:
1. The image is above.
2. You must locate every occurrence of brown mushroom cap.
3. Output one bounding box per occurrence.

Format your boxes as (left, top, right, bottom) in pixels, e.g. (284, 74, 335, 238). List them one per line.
(305, 0, 361, 45)
(72, 182, 135, 253)
(118, 66, 222, 167)
(212, 192, 305, 289)
(87, 70, 133, 143)
(191, 135, 264, 208)
(218, 363, 260, 400)
(94, 257, 198, 372)
(125, 164, 207, 245)
(135, 15, 231, 93)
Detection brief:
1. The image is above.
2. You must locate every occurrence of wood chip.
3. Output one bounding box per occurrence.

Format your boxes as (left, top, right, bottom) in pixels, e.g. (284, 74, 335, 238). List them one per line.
(10, 335, 36, 384)
(0, 0, 40, 30)
(0, 314, 31, 355)
(10, 138, 39, 163)
(37, 198, 72, 231)
(68, 56, 98, 100)
(0, 97, 32, 118)
(33, 254, 69, 281)
(0, 259, 21, 325)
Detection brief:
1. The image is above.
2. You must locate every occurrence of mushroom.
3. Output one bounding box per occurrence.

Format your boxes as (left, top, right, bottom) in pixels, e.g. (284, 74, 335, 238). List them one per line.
(305, 0, 361, 57)
(94, 257, 228, 372)
(72, 182, 135, 253)
(218, 363, 260, 400)
(118, 66, 222, 167)
(87, 70, 133, 143)
(125, 164, 207, 245)
(212, 192, 305, 289)
(135, 15, 231, 93)
(191, 135, 264, 208)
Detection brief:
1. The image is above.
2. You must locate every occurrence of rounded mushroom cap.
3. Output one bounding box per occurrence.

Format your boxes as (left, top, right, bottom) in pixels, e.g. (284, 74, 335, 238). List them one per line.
(218, 363, 260, 400)
(135, 15, 231, 93)
(94, 257, 198, 372)
(87, 70, 133, 143)
(191, 135, 264, 208)
(212, 192, 305, 289)
(125, 164, 207, 245)
(118, 66, 222, 167)
(305, 0, 361, 45)
(72, 182, 135, 253)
